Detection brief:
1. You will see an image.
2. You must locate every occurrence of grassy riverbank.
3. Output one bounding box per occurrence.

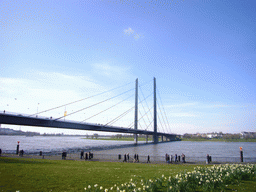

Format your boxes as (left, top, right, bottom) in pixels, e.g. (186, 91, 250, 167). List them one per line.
(0, 157, 255, 191)
(181, 138, 256, 142)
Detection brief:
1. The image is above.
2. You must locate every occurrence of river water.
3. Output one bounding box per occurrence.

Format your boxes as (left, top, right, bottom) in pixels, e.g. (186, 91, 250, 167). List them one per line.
(1, 136, 256, 162)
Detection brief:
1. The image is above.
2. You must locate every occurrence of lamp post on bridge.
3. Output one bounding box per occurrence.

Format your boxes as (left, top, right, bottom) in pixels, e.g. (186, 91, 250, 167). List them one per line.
(36, 103, 39, 117)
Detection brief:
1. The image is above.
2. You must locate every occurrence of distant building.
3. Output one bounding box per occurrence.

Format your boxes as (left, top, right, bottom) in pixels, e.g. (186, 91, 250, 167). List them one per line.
(0, 127, 40, 136)
(240, 131, 256, 139)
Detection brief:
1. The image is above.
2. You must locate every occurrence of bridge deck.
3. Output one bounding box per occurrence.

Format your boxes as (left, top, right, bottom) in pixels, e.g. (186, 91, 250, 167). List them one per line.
(0, 113, 177, 139)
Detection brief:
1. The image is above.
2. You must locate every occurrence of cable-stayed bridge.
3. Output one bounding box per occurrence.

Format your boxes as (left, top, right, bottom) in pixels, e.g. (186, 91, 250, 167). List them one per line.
(0, 78, 178, 144)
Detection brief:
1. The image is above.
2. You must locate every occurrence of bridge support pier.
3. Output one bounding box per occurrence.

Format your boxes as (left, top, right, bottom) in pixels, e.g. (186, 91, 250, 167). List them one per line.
(146, 135, 148, 143)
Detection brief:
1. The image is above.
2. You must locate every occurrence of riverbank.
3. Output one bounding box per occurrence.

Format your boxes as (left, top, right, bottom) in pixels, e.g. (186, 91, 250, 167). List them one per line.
(181, 138, 256, 142)
(83, 136, 256, 142)
(1, 152, 255, 164)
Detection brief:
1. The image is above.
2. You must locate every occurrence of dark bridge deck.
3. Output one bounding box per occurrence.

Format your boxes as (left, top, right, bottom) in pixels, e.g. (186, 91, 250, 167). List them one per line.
(0, 113, 177, 141)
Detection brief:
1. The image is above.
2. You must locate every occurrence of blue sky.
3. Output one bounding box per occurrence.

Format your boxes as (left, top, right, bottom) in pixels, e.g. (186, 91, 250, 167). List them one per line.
(0, 0, 255, 135)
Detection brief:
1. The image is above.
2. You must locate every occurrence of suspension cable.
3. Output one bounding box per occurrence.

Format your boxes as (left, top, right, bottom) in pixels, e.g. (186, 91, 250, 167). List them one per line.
(138, 110, 148, 130)
(138, 95, 151, 127)
(139, 86, 153, 120)
(30, 81, 134, 117)
(145, 119, 153, 131)
(157, 89, 171, 133)
(157, 112, 166, 133)
(105, 106, 135, 126)
(54, 88, 134, 120)
(157, 101, 167, 133)
(106, 92, 153, 127)
(80, 94, 134, 122)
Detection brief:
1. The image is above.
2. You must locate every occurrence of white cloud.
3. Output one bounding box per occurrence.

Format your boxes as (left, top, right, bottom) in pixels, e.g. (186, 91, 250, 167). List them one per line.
(124, 27, 134, 35)
(124, 28, 143, 40)
(91, 62, 133, 82)
(166, 102, 198, 108)
(134, 33, 142, 39)
(0, 71, 105, 116)
(169, 113, 197, 117)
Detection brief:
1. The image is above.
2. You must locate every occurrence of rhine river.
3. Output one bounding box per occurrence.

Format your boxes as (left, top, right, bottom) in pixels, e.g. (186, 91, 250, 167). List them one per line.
(1, 136, 256, 162)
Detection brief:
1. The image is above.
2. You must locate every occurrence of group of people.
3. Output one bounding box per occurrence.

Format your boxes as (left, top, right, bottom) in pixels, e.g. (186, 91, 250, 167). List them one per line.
(123, 153, 130, 162)
(121, 153, 150, 163)
(121, 153, 142, 163)
(62, 151, 67, 159)
(165, 153, 186, 163)
(133, 153, 139, 163)
(206, 154, 212, 164)
(80, 151, 93, 160)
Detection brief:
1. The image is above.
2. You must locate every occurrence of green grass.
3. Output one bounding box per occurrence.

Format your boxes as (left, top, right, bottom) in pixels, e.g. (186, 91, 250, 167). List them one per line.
(0, 157, 255, 191)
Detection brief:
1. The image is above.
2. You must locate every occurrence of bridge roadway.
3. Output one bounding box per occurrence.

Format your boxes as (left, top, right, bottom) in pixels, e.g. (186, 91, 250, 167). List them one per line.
(0, 112, 177, 141)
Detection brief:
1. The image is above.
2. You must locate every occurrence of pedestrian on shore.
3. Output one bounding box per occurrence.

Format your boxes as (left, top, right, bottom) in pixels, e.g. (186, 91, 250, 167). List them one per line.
(123, 154, 127, 162)
(134, 154, 137, 163)
(85, 152, 88, 160)
(127, 153, 129, 162)
(175, 154, 178, 162)
(171, 155, 173, 163)
(206, 154, 210, 164)
(20, 149, 24, 157)
(137, 154, 139, 162)
(182, 153, 185, 163)
(62, 151, 67, 160)
(165, 153, 168, 163)
(80, 151, 84, 159)
(147, 155, 150, 163)
(0, 148, 2, 156)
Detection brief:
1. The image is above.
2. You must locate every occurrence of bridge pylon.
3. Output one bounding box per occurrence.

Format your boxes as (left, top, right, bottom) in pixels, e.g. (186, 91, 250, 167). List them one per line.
(153, 77, 158, 144)
(134, 78, 138, 144)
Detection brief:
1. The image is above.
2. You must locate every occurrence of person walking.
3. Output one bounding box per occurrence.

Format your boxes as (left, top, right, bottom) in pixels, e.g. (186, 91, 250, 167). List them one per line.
(147, 155, 150, 163)
(181, 153, 186, 163)
(127, 153, 130, 162)
(165, 153, 168, 163)
(175, 154, 178, 162)
(0, 148, 2, 156)
(80, 151, 84, 159)
(206, 154, 210, 164)
(123, 154, 127, 162)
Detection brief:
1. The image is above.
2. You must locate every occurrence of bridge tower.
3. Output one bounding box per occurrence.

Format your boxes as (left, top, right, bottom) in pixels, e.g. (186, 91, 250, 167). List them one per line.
(153, 77, 158, 144)
(134, 78, 138, 144)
